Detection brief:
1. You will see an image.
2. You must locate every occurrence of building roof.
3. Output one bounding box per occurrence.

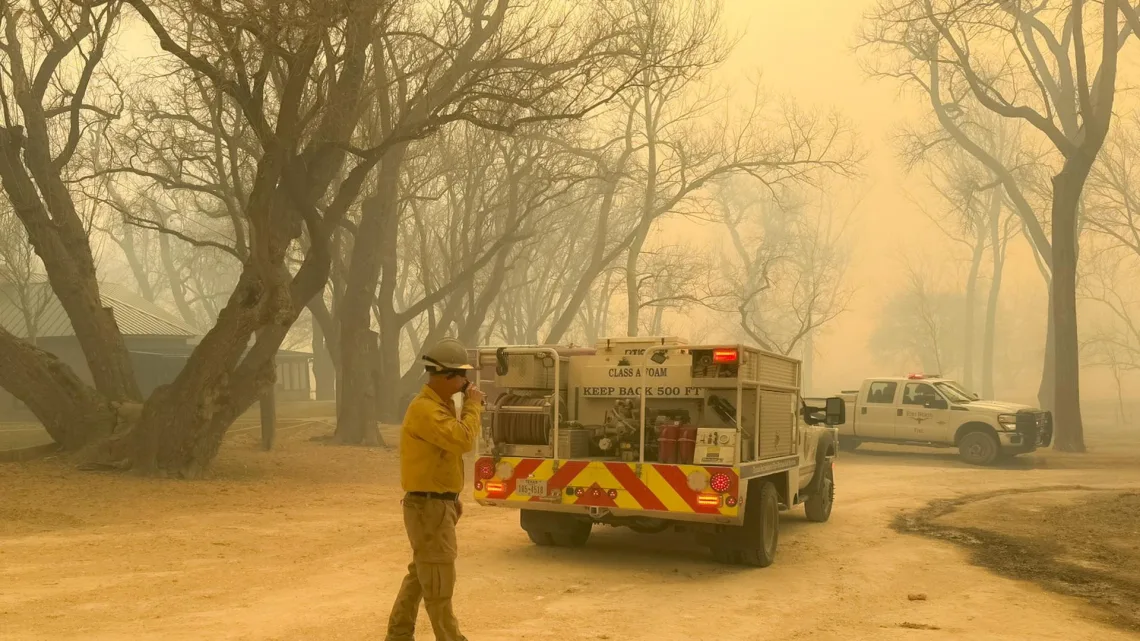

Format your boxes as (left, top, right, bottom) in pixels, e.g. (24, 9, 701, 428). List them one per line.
(0, 280, 199, 339)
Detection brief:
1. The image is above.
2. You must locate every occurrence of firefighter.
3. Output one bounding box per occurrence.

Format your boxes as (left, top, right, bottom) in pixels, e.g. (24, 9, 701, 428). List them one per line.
(385, 337, 483, 641)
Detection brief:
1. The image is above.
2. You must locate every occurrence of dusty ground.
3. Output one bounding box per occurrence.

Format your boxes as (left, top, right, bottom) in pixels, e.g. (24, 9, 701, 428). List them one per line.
(2, 409, 1139, 641)
(896, 486, 1140, 631)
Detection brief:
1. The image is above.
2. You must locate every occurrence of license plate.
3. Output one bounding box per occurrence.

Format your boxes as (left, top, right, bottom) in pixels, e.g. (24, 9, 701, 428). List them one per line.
(516, 478, 548, 497)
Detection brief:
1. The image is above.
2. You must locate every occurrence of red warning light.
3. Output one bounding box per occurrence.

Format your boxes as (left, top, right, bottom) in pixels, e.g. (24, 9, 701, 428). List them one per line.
(712, 349, 738, 364)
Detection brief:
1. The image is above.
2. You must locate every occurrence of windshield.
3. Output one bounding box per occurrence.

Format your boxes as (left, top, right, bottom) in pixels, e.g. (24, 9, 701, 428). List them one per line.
(935, 381, 975, 404)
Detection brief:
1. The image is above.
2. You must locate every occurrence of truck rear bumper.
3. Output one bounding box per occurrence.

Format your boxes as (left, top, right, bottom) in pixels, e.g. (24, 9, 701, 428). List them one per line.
(472, 456, 745, 526)
(475, 497, 743, 526)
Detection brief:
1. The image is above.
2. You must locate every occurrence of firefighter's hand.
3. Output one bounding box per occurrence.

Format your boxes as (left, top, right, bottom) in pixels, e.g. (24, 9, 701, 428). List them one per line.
(465, 385, 485, 405)
(455, 498, 464, 521)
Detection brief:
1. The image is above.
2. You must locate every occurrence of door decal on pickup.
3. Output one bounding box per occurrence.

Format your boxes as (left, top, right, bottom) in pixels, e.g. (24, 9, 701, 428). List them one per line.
(904, 410, 934, 423)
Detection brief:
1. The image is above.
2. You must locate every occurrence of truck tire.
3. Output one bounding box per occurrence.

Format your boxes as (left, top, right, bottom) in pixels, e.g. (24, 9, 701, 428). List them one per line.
(521, 511, 555, 546)
(737, 481, 780, 567)
(804, 460, 834, 523)
(526, 529, 555, 546)
(521, 510, 591, 547)
(958, 430, 1000, 466)
(551, 521, 592, 547)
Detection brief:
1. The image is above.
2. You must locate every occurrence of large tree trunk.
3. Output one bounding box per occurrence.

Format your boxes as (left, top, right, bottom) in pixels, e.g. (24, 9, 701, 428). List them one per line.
(336, 195, 385, 443)
(121, 268, 277, 475)
(1050, 167, 1086, 452)
(337, 148, 406, 442)
(1037, 291, 1056, 410)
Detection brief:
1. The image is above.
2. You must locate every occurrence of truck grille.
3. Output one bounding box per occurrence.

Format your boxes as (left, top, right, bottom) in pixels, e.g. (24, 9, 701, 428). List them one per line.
(1015, 411, 1053, 447)
(1037, 411, 1054, 447)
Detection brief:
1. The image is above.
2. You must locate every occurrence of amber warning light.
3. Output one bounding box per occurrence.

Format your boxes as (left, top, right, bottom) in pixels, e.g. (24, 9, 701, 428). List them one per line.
(712, 348, 738, 363)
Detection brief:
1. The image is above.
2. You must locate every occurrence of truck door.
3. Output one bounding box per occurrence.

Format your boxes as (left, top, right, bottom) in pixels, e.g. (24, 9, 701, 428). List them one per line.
(856, 381, 899, 439)
(896, 382, 950, 442)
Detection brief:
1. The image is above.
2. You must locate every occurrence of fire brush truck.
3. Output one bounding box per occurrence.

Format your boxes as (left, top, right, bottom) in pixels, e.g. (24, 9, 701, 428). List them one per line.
(470, 337, 846, 567)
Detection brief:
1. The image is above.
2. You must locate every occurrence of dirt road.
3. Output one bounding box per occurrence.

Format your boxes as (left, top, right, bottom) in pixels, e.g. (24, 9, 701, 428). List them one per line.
(2, 426, 1138, 641)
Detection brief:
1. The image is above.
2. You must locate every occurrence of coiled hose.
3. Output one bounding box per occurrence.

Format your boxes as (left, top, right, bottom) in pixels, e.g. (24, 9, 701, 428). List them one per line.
(492, 393, 560, 445)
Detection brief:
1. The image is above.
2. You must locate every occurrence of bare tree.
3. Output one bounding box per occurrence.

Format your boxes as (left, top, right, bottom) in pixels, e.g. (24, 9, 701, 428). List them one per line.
(610, 0, 860, 336)
(717, 177, 853, 357)
(0, 1, 142, 437)
(868, 17, 1058, 408)
(324, 0, 635, 439)
(870, 258, 964, 375)
(634, 243, 718, 336)
(1086, 115, 1140, 258)
(918, 145, 991, 389)
(73, 0, 394, 473)
(1079, 249, 1140, 368)
(864, 0, 1132, 451)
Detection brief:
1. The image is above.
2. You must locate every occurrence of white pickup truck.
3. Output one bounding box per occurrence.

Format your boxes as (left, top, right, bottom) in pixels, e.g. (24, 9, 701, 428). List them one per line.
(812, 375, 1053, 466)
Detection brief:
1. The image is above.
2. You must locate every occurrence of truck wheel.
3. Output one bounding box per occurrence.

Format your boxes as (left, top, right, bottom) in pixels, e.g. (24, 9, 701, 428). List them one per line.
(804, 461, 834, 523)
(838, 437, 860, 452)
(521, 511, 555, 546)
(551, 521, 592, 547)
(526, 529, 555, 546)
(737, 481, 780, 567)
(958, 431, 1000, 466)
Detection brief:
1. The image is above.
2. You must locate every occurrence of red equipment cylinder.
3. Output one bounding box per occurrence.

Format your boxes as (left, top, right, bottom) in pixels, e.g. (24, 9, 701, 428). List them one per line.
(657, 425, 679, 464)
(677, 426, 698, 464)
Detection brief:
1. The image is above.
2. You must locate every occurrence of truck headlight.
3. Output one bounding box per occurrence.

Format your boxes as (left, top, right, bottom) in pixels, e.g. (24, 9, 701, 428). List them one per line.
(997, 414, 1017, 430)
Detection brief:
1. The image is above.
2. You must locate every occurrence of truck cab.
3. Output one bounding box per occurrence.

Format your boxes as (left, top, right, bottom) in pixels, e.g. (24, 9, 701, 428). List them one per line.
(823, 375, 1053, 466)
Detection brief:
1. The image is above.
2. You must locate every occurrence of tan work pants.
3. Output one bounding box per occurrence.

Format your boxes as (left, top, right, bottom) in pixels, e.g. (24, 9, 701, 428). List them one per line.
(385, 494, 467, 641)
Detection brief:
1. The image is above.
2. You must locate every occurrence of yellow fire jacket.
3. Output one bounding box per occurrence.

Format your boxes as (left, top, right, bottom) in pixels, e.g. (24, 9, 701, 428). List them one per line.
(400, 385, 480, 494)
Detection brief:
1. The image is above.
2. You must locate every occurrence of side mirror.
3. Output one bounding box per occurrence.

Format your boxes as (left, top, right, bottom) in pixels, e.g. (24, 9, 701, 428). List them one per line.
(825, 397, 846, 426)
(925, 398, 949, 410)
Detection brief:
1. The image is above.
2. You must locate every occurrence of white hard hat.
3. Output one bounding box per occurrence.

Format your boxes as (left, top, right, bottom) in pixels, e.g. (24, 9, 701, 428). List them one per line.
(422, 337, 473, 371)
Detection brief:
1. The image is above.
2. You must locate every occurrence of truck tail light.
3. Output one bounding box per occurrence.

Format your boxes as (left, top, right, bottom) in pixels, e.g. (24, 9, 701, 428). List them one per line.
(477, 461, 495, 479)
(725, 496, 738, 507)
(485, 481, 507, 495)
(697, 494, 721, 507)
(709, 472, 732, 493)
(712, 349, 738, 363)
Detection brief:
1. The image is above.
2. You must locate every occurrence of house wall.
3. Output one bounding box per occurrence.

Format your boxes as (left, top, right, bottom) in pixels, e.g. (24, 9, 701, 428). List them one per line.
(275, 359, 312, 402)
